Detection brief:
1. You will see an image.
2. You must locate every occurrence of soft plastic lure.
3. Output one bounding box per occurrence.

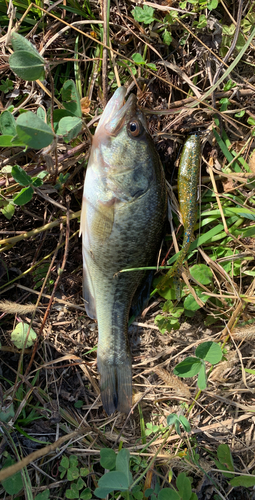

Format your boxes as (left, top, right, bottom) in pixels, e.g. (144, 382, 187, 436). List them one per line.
(157, 134, 200, 294)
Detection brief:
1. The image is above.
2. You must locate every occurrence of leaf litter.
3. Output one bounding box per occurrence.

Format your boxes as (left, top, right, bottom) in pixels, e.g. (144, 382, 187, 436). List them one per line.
(1, 0, 255, 499)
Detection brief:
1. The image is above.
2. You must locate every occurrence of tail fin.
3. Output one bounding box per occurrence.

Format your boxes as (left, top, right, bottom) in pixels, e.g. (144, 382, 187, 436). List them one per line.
(98, 358, 132, 415)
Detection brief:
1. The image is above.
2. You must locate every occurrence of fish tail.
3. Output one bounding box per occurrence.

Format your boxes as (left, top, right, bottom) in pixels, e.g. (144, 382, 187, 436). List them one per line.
(98, 357, 132, 415)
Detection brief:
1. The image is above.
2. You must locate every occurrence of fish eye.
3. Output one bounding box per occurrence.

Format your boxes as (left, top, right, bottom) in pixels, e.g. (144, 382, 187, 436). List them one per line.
(128, 120, 142, 137)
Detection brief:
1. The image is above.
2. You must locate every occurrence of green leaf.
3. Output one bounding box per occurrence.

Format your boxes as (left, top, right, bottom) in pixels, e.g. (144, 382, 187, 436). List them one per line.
(76, 477, 85, 490)
(230, 475, 255, 487)
(2, 456, 23, 495)
(61, 80, 82, 117)
(158, 489, 180, 500)
(11, 32, 41, 55)
(163, 29, 172, 45)
(80, 468, 89, 477)
(57, 116, 82, 141)
(173, 357, 202, 378)
(0, 403, 15, 423)
(13, 186, 34, 205)
(132, 53, 145, 65)
(217, 444, 234, 472)
(178, 415, 191, 433)
(9, 51, 45, 81)
(116, 449, 132, 487)
(67, 467, 80, 481)
(94, 487, 113, 499)
(0, 78, 14, 93)
(80, 487, 92, 499)
(16, 112, 54, 149)
(0, 110, 16, 135)
(31, 177, 43, 187)
(189, 264, 213, 285)
(1, 202, 15, 220)
(34, 490, 50, 500)
(167, 413, 178, 426)
(132, 5, 155, 24)
(197, 364, 207, 390)
(207, 0, 218, 10)
(147, 63, 157, 71)
(100, 448, 116, 470)
(97, 471, 129, 491)
(11, 322, 37, 348)
(66, 483, 79, 499)
(184, 288, 210, 315)
(12, 165, 31, 186)
(176, 472, 192, 500)
(0, 135, 24, 147)
(247, 116, 255, 126)
(195, 342, 222, 365)
(60, 456, 69, 470)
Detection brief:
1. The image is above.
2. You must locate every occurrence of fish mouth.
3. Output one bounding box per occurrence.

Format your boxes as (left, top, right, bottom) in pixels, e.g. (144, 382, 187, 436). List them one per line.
(95, 87, 137, 136)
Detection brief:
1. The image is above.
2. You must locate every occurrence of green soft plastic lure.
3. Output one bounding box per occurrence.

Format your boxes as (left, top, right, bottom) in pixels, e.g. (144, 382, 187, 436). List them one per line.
(157, 134, 201, 293)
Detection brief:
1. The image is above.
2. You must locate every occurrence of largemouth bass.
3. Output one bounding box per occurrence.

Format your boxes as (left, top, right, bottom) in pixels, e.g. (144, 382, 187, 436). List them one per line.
(80, 87, 167, 415)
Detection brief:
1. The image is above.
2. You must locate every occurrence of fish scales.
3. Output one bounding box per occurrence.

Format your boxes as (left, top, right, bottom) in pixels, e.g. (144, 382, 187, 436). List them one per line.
(80, 87, 167, 414)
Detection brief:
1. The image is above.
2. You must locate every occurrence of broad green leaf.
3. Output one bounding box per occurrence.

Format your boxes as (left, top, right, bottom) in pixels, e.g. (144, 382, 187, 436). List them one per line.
(197, 364, 207, 390)
(16, 112, 54, 149)
(97, 471, 129, 491)
(57, 116, 82, 141)
(1, 202, 15, 220)
(217, 444, 234, 472)
(11, 322, 37, 349)
(132, 5, 155, 24)
(0, 135, 24, 147)
(80, 468, 89, 477)
(0, 110, 16, 135)
(60, 456, 69, 469)
(167, 413, 178, 426)
(31, 177, 43, 187)
(0, 402, 15, 423)
(158, 489, 180, 500)
(230, 475, 255, 487)
(66, 482, 79, 498)
(100, 448, 116, 470)
(173, 357, 202, 378)
(190, 264, 213, 285)
(116, 449, 132, 486)
(61, 80, 82, 117)
(147, 63, 157, 71)
(176, 472, 192, 500)
(67, 467, 79, 481)
(9, 51, 45, 81)
(12, 165, 31, 186)
(207, 0, 218, 10)
(13, 186, 33, 205)
(76, 477, 85, 490)
(34, 490, 50, 500)
(163, 29, 172, 45)
(11, 32, 42, 56)
(179, 415, 191, 433)
(196, 342, 222, 365)
(80, 487, 92, 499)
(184, 288, 210, 316)
(94, 487, 113, 498)
(132, 53, 145, 65)
(2, 456, 23, 495)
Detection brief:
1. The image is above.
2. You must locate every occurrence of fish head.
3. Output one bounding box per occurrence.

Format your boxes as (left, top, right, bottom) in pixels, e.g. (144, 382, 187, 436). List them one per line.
(90, 87, 156, 187)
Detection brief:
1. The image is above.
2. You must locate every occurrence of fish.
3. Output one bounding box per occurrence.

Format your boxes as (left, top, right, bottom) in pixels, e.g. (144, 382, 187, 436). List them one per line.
(80, 87, 167, 415)
(157, 134, 200, 294)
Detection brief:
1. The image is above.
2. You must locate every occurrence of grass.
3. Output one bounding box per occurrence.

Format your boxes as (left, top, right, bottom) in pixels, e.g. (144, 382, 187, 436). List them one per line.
(1, 0, 255, 498)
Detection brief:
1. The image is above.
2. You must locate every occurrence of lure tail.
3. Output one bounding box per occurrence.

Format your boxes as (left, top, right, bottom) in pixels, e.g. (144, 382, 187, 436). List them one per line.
(98, 356, 132, 414)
